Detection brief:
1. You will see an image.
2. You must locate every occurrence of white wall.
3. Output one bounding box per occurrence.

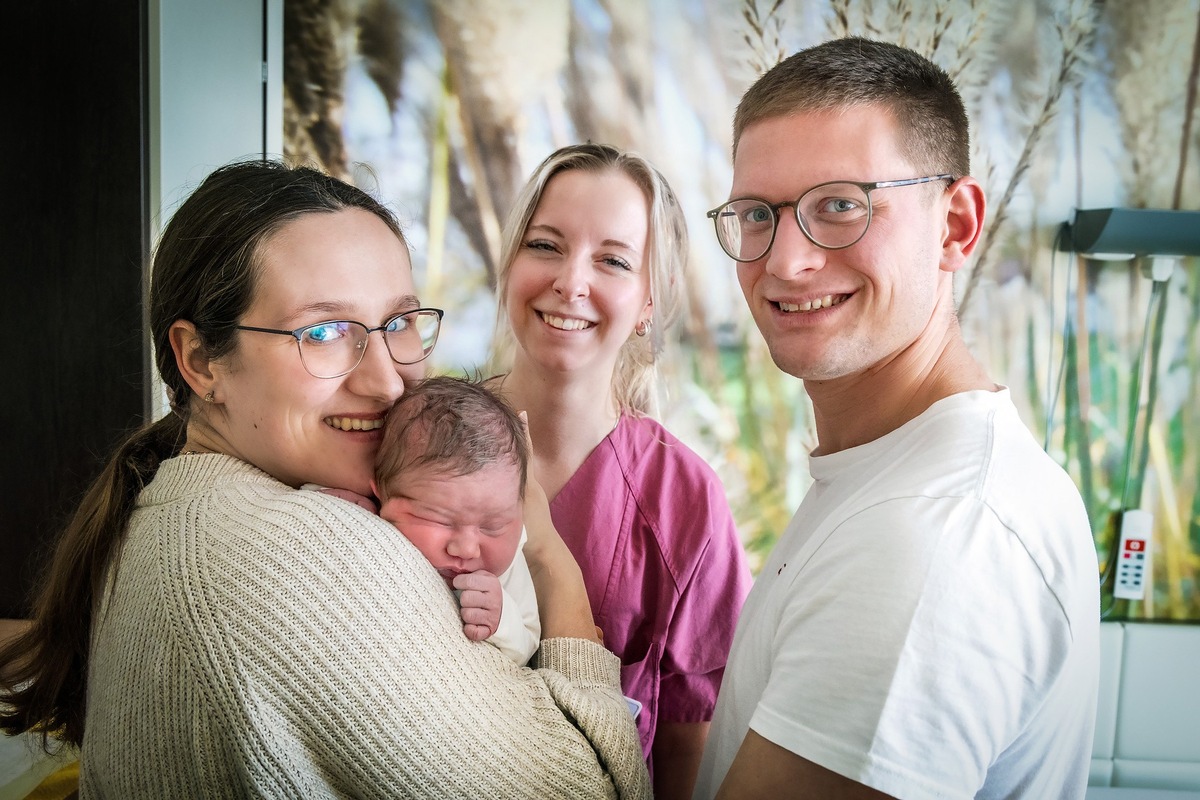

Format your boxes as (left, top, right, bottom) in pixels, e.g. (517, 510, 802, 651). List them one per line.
(1092, 622, 1200, 792)
(146, 0, 283, 418)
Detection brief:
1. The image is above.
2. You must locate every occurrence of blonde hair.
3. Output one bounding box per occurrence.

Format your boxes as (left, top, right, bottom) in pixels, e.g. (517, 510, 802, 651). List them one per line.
(491, 143, 687, 415)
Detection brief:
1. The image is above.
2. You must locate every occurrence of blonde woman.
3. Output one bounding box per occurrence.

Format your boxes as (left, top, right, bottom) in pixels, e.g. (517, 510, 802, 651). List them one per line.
(492, 143, 752, 799)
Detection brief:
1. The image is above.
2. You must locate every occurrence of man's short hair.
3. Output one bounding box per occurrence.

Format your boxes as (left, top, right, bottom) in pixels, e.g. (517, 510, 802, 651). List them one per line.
(733, 37, 971, 178)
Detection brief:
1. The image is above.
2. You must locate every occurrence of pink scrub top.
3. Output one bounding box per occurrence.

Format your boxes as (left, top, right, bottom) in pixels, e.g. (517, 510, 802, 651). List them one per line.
(549, 414, 752, 762)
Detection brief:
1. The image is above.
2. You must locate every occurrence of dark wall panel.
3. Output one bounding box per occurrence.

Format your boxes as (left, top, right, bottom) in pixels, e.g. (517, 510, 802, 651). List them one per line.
(1, 4, 148, 617)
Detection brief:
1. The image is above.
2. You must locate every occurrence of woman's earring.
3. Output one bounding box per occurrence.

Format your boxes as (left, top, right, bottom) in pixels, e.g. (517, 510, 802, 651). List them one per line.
(204, 391, 215, 403)
(635, 319, 653, 338)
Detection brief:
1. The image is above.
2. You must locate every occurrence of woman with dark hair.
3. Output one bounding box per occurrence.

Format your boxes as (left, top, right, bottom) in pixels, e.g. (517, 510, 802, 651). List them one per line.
(0, 160, 648, 798)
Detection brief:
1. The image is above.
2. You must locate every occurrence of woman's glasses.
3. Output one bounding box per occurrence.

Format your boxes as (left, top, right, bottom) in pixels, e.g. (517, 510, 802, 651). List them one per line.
(236, 307, 444, 379)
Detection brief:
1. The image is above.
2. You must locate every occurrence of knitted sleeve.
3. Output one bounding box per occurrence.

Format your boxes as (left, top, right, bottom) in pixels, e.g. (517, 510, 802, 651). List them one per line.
(534, 638, 652, 800)
(162, 475, 649, 799)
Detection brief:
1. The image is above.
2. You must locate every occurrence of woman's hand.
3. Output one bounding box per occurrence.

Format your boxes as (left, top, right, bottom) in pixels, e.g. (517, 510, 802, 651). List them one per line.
(519, 462, 556, 565)
(516, 412, 602, 644)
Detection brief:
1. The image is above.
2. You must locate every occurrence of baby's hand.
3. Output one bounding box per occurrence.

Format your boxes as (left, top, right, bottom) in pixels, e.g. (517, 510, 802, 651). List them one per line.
(453, 571, 503, 642)
(315, 487, 379, 514)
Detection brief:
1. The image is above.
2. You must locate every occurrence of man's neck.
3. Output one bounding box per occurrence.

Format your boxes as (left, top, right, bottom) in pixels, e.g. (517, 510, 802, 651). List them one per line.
(805, 323, 995, 456)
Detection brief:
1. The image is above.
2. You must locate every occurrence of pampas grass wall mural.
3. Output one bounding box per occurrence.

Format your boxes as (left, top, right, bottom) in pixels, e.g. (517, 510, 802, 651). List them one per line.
(283, 0, 1200, 619)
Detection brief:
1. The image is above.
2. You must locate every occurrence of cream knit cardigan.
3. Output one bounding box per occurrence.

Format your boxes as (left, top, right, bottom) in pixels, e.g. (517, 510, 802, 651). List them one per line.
(79, 454, 649, 799)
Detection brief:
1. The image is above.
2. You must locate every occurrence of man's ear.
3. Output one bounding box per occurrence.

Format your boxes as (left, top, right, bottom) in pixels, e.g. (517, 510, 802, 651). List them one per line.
(168, 319, 217, 400)
(940, 177, 987, 274)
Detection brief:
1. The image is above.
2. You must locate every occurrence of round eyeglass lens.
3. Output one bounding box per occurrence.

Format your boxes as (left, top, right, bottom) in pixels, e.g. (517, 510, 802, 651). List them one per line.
(797, 182, 871, 249)
(298, 321, 363, 378)
(383, 311, 441, 365)
(714, 199, 776, 262)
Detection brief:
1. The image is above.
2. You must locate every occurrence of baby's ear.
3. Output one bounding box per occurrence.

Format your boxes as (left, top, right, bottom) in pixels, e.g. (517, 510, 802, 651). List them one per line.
(369, 479, 380, 499)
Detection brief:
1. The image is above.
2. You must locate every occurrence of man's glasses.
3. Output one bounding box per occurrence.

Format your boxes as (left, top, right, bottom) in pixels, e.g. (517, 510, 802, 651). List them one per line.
(236, 308, 445, 379)
(706, 175, 954, 262)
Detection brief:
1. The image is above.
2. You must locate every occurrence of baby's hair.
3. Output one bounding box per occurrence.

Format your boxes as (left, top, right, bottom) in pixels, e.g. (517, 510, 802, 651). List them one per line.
(376, 375, 528, 499)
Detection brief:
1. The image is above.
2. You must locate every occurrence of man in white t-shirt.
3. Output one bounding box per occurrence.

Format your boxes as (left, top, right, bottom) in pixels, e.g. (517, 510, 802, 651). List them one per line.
(695, 37, 1100, 799)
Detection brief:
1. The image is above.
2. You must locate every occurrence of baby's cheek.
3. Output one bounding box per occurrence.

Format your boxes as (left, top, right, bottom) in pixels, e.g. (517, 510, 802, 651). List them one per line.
(483, 535, 522, 575)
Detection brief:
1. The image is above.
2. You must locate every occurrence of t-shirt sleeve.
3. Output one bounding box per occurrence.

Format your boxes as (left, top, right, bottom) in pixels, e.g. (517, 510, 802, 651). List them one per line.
(656, 465, 753, 723)
(749, 496, 1073, 800)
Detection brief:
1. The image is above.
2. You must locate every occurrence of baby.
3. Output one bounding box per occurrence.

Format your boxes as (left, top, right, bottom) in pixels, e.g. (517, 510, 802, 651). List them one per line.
(371, 375, 540, 664)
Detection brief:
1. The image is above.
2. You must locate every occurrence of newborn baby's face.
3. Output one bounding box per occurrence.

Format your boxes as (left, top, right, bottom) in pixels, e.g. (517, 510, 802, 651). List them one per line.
(378, 462, 524, 585)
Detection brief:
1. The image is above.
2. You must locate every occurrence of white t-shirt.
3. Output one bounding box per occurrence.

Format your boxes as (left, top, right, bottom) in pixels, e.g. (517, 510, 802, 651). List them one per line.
(695, 389, 1099, 800)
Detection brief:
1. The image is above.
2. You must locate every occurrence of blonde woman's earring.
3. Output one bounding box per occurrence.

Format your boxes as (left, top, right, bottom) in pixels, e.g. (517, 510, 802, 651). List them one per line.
(635, 319, 653, 338)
